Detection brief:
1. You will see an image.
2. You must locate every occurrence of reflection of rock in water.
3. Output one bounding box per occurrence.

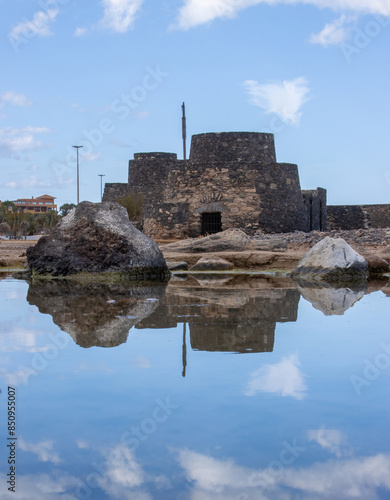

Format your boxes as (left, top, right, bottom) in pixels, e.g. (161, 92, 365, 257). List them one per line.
(294, 281, 366, 315)
(137, 275, 300, 353)
(27, 280, 166, 348)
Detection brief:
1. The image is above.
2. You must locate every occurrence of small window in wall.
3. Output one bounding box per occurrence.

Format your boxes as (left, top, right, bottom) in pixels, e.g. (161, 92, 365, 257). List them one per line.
(201, 212, 222, 235)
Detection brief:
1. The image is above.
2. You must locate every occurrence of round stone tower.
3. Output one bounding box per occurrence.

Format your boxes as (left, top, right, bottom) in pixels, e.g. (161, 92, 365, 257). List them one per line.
(189, 132, 276, 165)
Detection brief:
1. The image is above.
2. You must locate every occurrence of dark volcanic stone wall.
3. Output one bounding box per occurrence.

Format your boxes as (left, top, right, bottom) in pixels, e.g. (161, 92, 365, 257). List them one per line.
(327, 204, 390, 230)
(302, 188, 327, 231)
(256, 163, 308, 233)
(102, 183, 132, 202)
(128, 152, 177, 205)
(190, 132, 276, 165)
(103, 132, 316, 238)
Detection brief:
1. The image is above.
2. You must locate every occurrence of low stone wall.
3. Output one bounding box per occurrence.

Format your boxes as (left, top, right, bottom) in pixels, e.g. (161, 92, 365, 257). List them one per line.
(102, 183, 131, 202)
(327, 204, 390, 230)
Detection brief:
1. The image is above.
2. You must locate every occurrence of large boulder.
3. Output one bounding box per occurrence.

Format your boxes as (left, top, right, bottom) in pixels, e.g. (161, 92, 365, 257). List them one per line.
(291, 237, 368, 282)
(26, 201, 169, 279)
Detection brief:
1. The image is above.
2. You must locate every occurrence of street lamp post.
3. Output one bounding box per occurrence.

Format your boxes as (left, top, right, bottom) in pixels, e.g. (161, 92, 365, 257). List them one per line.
(72, 145, 83, 204)
(98, 174, 105, 202)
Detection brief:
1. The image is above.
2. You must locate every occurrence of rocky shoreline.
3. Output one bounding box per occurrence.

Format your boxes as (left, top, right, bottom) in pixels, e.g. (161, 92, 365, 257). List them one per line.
(1, 228, 390, 274)
(253, 228, 390, 253)
(161, 228, 390, 273)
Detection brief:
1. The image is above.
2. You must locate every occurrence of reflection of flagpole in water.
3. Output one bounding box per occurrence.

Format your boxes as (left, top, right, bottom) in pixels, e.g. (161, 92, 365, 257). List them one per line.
(182, 322, 187, 378)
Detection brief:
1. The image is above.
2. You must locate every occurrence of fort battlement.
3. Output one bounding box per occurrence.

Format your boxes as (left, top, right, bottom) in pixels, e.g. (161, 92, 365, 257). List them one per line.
(189, 132, 276, 164)
(103, 131, 323, 238)
(103, 131, 390, 237)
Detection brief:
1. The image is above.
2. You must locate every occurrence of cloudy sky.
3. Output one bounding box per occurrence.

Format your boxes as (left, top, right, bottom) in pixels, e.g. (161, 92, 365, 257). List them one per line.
(1, 0, 390, 208)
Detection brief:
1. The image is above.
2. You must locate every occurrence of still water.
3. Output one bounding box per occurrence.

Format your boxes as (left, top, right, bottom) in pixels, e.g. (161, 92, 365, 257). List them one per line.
(0, 273, 390, 500)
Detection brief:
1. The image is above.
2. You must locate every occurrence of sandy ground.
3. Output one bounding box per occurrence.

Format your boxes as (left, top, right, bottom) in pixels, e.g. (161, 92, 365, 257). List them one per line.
(0, 239, 36, 268)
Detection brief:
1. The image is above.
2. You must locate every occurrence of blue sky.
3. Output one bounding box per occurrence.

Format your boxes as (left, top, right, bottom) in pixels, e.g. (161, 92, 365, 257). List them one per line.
(1, 0, 390, 209)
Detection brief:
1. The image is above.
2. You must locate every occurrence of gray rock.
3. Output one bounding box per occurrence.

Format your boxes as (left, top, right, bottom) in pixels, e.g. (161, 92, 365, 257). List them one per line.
(291, 236, 368, 282)
(162, 228, 250, 253)
(363, 254, 389, 274)
(26, 201, 169, 279)
(167, 261, 189, 271)
(251, 240, 287, 252)
(189, 256, 234, 271)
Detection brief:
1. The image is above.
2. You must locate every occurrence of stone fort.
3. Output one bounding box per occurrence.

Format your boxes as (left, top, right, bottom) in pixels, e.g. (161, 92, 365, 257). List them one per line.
(103, 131, 390, 238)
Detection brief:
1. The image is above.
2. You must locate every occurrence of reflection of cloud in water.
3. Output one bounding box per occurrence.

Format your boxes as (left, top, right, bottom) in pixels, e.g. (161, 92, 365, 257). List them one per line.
(0, 325, 47, 353)
(0, 471, 82, 499)
(0, 366, 36, 387)
(294, 282, 366, 316)
(95, 445, 150, 499)
(245, 354, 307, 400)
(3, 444, 390, 499)
(0, 444, 157, 499)
(307, 428, 353, 458)
(19, 438, 61, 464)
(177, 448, 390, 500)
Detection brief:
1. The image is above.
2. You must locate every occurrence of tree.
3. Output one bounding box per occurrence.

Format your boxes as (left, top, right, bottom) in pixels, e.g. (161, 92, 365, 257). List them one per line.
(20, 221, 29, 240)
(0, 201, 15, 223)
(116, 192, 143, 222)
(3, 211, 27, 239)
(1, 200, 15, 210)
(0, 221, 10, 238)
(59, 203, 76, 217)
(38, 211, 60, 233)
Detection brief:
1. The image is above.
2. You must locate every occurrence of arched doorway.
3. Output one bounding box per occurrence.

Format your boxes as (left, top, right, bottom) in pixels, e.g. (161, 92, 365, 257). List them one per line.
(201, 212, 222, 235)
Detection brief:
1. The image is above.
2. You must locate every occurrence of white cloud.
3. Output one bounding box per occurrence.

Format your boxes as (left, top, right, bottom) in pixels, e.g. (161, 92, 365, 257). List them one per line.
(177, 448, 390, 499)
(309, 14, 355, 46)
(0, 91, 32, 108)
(245, 354, 307, 399)
(244, 77, 310, 126)
(173, 0, 390, 30)
(4, 175, 51, 190)
(172, 0, 259, 30)
(8, 9, 59, 43)
(74, 27, 87, 37)
(81, 151, 102, 162)
(135, 110, 150, 120)
(0, 126, 51, 157)
(99, 0, 144, 32)
(19, 438, 61, 464)
(307, 428, 353, 457)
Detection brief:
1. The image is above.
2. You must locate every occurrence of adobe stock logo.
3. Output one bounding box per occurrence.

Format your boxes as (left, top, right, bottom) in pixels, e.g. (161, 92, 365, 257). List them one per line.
(349, 342, 390, 396)
(340, 15, 390, 63)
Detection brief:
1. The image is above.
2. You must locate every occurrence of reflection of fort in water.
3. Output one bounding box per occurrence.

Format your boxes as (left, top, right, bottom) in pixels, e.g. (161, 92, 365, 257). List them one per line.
(26, 276, 300, 353)
(136, 276, 300, 354)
